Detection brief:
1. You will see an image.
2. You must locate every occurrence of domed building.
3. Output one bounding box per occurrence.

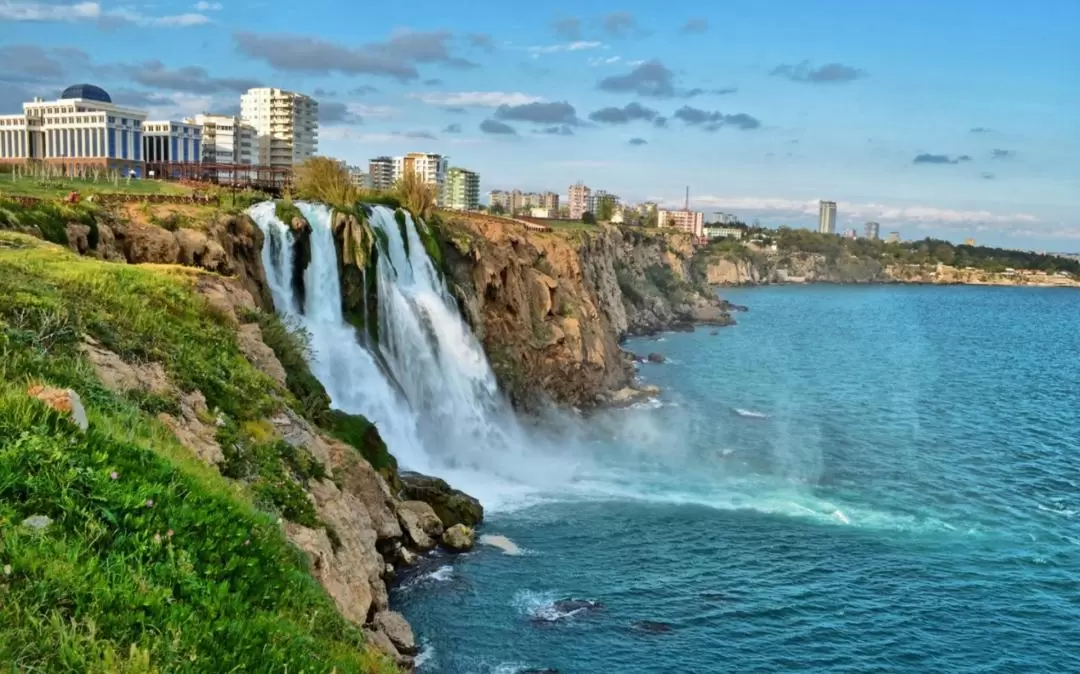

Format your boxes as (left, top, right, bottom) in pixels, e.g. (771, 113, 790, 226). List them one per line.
(0, 82, 148, 175)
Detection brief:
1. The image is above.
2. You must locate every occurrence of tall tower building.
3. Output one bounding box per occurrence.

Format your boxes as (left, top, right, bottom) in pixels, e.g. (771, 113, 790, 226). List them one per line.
(818, 200, 837, 234)
(369, 156, 394, 190)
(239, 87, 318, 167)
(392, 152, 449, 205)
(864, 221, 880, 240)
(445, 167, 480, 211)
(568, 182, 591, 219)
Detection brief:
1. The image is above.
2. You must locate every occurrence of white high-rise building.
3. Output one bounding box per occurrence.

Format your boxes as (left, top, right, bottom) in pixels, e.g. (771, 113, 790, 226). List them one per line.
(568, 182, 591, 219)
(186, 114, 255, 165)
(239, 87, 318, 167)
(392, 152, 449, 205)
(818, 200, 837, 234)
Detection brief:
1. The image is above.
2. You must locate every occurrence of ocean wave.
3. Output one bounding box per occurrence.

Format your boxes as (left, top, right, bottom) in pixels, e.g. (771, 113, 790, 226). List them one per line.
(513, 590, 602, 623)
(480, 534, 525, 555)
(733, 407, 769, 418)
(414, 643, 435, 669)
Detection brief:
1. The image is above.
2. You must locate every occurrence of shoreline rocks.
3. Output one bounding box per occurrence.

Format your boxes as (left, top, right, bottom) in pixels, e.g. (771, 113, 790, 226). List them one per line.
(400, 472, 484, 528)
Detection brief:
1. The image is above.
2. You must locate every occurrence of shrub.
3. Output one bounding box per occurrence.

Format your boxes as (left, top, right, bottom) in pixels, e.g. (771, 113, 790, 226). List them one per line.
(274, 199, 304, 225)
(392, 171, 436, 221)
(294, 157, 358, 207)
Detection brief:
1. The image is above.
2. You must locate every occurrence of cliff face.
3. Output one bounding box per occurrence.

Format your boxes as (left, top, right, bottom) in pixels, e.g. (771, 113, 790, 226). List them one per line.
(699, 250, 1080, 288)
(437, 216, 733, 408)
(700, 251, 887, 285)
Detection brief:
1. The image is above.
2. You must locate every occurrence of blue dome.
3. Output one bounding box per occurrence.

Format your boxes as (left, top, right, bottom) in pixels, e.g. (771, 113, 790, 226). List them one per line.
(60, 84, 111, 103)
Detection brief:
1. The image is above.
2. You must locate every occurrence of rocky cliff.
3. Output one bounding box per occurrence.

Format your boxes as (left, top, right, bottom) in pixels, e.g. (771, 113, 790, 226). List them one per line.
(435, 215, 733, 409)
(697, 248, 1080, 288)
(1, 203, 487, 673)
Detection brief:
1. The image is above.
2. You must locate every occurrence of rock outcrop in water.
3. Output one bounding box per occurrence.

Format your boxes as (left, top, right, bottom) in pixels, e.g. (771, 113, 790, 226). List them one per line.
(434, 214, 732, 408)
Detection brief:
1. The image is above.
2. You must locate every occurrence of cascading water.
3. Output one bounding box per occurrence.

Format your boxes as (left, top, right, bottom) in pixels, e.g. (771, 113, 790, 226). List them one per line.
(247, 201, 908, 527)
(248, 201, 577, 508)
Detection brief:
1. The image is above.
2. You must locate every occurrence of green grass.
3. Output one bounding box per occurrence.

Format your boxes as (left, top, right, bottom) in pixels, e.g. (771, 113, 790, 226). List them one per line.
(275, 199, 304, 226)
(0, 197, 101, 247)
(0, 232, 397, 672)
(0, 173, 191, 200)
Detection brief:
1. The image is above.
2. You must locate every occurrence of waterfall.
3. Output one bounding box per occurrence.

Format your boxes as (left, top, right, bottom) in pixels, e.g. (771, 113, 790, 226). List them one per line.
(248, 201, 575, 508)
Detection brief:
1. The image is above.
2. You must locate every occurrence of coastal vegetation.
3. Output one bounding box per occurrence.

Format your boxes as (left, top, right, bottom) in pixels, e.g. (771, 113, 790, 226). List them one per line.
(0, 232, 396, 672)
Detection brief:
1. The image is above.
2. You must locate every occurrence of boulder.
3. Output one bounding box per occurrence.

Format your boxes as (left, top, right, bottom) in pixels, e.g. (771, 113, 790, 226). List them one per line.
(363, 628, 413, 670)
(327, 439, 401, 541)
(158, 390, 223, 466)
(397, 500, 443, 551)
(21, 515, 53, 531)
(372, 610, 417, 656)
(647, 352, 665, 364)
(441, 524, 475, 552)
(27, 385, 88, 431)
(399, 472, 484, 528)
(79, 337, 172, 396)
(236, 323, 288, 388)
(118, 222, 180, 264)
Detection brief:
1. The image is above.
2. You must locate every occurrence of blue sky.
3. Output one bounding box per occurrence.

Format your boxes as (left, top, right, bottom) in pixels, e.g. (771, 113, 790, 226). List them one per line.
(1, 0, 1078, 249)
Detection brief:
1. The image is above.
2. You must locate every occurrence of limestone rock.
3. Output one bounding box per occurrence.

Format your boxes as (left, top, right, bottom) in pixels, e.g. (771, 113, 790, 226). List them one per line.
(372, 611, 417, 656)
(269, 408, 332, 479)
(328, 439, 401, 540)
(286, 478, 388, 625)
(364, 628, 412, 670)
(400, 472, 484, 528)
(175, 228, 231, 274)
(236, 323, 287, 387)
(65, 223, 91, 254)
(94, 223, 124, 261)
(80, 337, 171, 396)
(441, 524, 475, 552)
(27, 385, 88, 431)
(193, 275, 257, 327)
(397, 501, 443, 551)
(158, 390, 223, 466)
(647, 352, 665, 364)
(117, 222, 180, 264)
(21, 515, 53, 531)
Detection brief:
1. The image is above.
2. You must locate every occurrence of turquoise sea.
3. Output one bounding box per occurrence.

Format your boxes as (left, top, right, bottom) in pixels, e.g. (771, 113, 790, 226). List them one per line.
(395, 286, 1080, 673)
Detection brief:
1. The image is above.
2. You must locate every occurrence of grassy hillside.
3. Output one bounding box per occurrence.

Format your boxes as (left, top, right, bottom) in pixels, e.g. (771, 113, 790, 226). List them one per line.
(0, 232, 395, 673)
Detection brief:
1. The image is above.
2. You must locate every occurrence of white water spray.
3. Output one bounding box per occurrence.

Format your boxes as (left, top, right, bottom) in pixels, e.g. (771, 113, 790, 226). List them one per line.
(249, 202, 578, 509)
(247, 201, 948, 531)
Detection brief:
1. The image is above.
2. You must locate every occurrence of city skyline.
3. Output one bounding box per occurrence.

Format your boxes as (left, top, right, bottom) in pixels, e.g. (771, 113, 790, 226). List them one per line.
(0, 0, 1076, 248)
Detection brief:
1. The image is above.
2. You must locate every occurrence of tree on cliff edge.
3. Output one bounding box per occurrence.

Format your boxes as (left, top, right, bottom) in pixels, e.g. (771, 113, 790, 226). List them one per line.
(582, 211, 597, 225)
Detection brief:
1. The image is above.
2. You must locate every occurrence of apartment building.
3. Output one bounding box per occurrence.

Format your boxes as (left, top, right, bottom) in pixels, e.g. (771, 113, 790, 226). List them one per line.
(392, 152, 449, 204)
(0, 83, 146, 175)
(658, 209, 705, 237)
(818, 200, 837, 234)
(445, 167, 480, 211)
(347, 165, 372, 189)
(186, 114, 255, 165)
(142, 120, 202, 164)
(540, 191, 559, 211)
(864, 221, 880, 240)
(568, 182, 591, 219)
(369, 156, 395, 190)
(488, 190, 511, 211)
(240, 87, 318, 168)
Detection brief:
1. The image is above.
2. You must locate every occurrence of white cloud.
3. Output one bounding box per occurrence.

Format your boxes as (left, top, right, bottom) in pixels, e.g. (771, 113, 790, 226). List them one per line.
(528, 41, 606, 54)
(407, 91, 542, 107)
(193, 1, 222, 9)
(346, 103, 395, 118)
(0, 1, 210, 26)
(0, 1, 100, 20)
(589, 55, 623, 66)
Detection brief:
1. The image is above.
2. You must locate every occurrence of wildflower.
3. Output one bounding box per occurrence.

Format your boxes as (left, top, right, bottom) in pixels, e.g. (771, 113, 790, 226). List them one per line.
(2, 564, 11, 576)
(244, 539, 250, 546)
(145, 499, 154, 508)
(153, 533, 162, 544)
(110, 472, 118, 480)
(167, 529, 174, 538)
